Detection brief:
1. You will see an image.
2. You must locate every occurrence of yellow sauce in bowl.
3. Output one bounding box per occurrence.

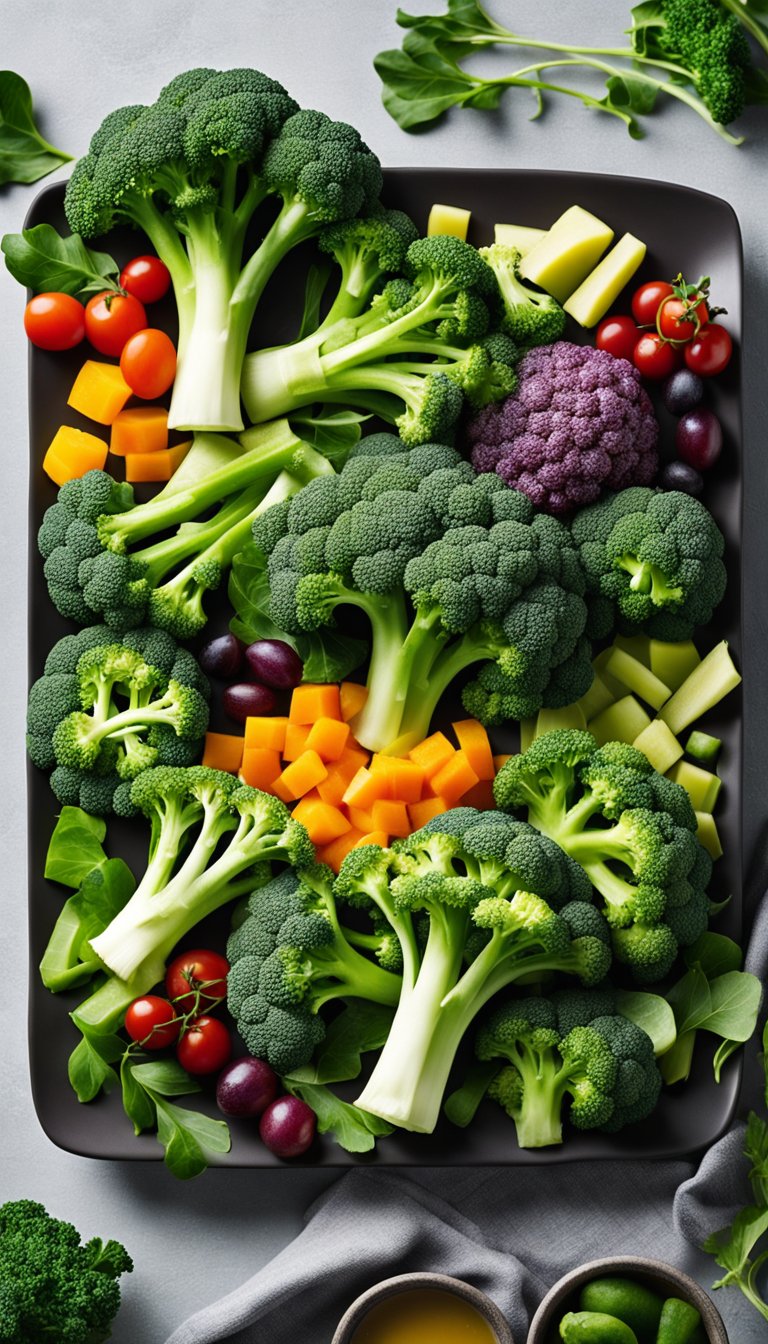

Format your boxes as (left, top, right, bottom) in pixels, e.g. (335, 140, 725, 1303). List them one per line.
(351, 1287, 498, 1344)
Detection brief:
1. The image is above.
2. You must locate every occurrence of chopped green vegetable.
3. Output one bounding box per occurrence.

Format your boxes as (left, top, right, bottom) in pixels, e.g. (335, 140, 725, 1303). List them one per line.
(650, 639, 701, 691)
(633, 720, 683, 775)
(659, 640, 741, 734)
(685, 729, 722, 764)
(589, 695, 651, 746)
(668, 760, 721, 812)
(604, 647, 671, 711)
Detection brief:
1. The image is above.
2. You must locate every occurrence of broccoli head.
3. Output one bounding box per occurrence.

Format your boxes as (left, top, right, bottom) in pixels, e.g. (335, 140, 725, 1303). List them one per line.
(479, 242, 567, 349)
(635, 0, 751, 127)
(571, 486, 727, 641)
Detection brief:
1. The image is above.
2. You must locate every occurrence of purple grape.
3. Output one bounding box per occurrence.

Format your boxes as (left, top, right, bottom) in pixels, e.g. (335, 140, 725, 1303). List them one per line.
(259, 1095, 317, 1158)
(660, 461, 704, 496)
(222, 682, 276, 722)
(245, 639, 303, 690)
(662, 369, 704, 416)
(676, 408, 723, 471)
(216, 1057, 278, 1118)
(199, 633, 244, 679)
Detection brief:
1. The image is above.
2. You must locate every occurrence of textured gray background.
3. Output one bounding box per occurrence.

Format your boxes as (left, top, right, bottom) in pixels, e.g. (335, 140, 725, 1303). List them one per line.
(2, 3, 768, 1340)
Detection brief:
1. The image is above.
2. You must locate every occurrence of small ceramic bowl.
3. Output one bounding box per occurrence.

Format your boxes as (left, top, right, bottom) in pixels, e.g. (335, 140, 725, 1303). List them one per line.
(527, 1256, 728, 1343)
(331, 1271, 515, 1344)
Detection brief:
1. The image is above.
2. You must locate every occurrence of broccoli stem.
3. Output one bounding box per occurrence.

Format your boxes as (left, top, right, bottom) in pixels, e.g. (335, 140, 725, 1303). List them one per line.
(136, 484, 269, 585)
(616, 555, 685, 605)
(508, 1046, 567, 1148)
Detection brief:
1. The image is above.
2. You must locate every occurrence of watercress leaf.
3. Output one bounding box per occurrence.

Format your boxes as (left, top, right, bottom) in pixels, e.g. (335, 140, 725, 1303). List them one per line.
(666, 966, 712, 1034)
(0, 71, 72, 186)
(131, 1059, 201, 1098)
(44, 806, 107, 887)
(1, 224, 119, 295)
(287, 1081, 392, 1153)
(616, 990, 677, 1056)
(68, 1029, 123, 1102)
(703, 972, 763, 1042)
(153, 1098, 230, 1179)
(120, 1056, 156, 1135)
(374, 46, 483, 131)
(288, 1002, 394, 1085)
(444, 1061, 499, 1128)
(685, 931, 743, 978)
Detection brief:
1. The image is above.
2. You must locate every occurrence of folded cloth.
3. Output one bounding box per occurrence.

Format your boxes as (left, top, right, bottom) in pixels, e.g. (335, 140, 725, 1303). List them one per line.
(165, 899, 768, 1344)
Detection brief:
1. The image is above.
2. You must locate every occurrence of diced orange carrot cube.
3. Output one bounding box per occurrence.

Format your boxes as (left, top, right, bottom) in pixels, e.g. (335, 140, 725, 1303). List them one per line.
(110, 406, 169, 456)
(338, 744, 370, 770)
(493, 754, 511, 772)
(43, 425, 108, 486)
(305, 716, 350, 762)
(244, 716, 288, 753)
(289, 683, 341, 724)
(317, 828, 366, 873)
(316, 751, 366, 806)
(292, 797, 352, 846)
(453, 719, 495, 780)
(239, 746, 282, 791)
(283, 722, 311, 762)
(369, 755, 425, 803)
(68, 361, 132, 424)
(431, 750, 479, 806)
(408, 796, 447, 829)
(408, 731, 455, 779)
(201, 731, 244, 774)
(340, 682, 368, 722)
(346, 805, 375, 833)
(273, 749, 328, 802)
(342, 767, 383, 810)
(460, 779, 496, 810)
(371, 799, 410, 838)
(124, 441, 191, 483)
(353, 830, 389, 850)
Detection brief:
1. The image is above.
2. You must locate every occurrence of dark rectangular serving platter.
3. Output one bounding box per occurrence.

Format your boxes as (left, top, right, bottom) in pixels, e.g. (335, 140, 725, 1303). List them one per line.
(27, 168, 743, 1167)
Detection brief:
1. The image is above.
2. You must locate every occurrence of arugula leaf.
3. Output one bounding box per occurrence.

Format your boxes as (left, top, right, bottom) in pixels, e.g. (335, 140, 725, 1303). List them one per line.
(0, 72, 72, 186)
(153, 1097, 231, 1180)
(288, 1002, 393, 1085)
(2, 224, 119, 295)
(44, 806, 107, 887)
(286, 1079, 392, 1153)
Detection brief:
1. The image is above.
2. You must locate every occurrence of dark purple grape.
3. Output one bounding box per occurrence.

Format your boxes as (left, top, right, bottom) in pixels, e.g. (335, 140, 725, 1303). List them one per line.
(245, 640, 303, 690)
(662, 369, 704, 416)
(216, 1057, 278, 1118)
(259, 1095, 316, 1159)
(222, 682, 276, 722)
(660, 461, 704, 496)
(199, 633, 243, 679)
(676, 408, 722, 471)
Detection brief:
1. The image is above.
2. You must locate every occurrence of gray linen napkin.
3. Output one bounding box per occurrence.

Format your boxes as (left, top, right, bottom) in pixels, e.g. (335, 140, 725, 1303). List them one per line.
(165, 898, 768, 1344)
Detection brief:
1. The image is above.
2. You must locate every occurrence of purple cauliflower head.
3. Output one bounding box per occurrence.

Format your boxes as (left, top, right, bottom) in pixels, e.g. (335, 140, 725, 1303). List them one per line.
(466, 341, 659, 516)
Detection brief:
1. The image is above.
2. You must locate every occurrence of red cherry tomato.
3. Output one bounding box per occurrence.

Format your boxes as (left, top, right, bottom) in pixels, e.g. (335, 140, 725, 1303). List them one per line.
(595, 315, 639, 363)
(125, 995, 180, 1049)
(176, 1016, 232, 1075)
(165, 949, 230, 1009)
(632, 332, 680, 380)
(119, 255, 172, 305)
(684, 323, 733, 377)
(631, 280, 674, 327)
(84, 290, 147, 357)
(24, 293, 85, 350)
(658, 292, 709, 343)
(119, 328, 177, 399)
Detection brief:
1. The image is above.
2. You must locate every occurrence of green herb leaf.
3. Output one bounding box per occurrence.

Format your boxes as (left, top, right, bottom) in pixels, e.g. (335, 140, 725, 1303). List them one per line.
(713, 1037, 742, 1083)
(68, 1028, 123, 1103)
(44, 806, 107, 888)
(703, 972, 763, 1041)
(0, 71, 72, 185)
(444, 1061, 499, 1128)
(374, 45, 492, 131)
(288, 1002, 394, 1085)
(667, 966, 712, 1034)
(616, 989, 677, 1056)
(40, 856, 136, 992)
(130, 1059, 201, 1098)
(2, 224, 119, 295)
(685, 931, 743, 978)
(286, 1080, 392, 1153)
(120, 1056, 156, 1136)
(301, 630, 368, 683)
(290, 408, 369, 466)
(153, 1097, 231, 1179)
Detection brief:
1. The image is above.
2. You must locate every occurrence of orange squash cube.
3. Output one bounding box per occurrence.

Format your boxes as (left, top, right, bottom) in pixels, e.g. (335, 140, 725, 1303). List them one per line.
(460, 779, 496, 810)
(124, 441, 191, 482)
(353, 830, 389, 850)
(201, 731, 244, 774)
(283, 722, 311, 762)
(110, 406, 169, 456)
(305, 716, 350, 762)
(430, 750, 479, 807)
(340, 682, 368, 722)
(68, 361, 132, 424)
(244, 716, 288, 753)
(43, 425, 108, 486)
(453, 719, 495, 780)
(317, 828, 366, 873)
(273, 749, 328, 802)
(408, 796, 447, 829)
(240, 747, 282, 791)
(408, 731, 455, 779)
(371, 799, 410, 838)
(292, 797, 351, 846)
(341, 767, 383, 811)
(289, 683, 342, 724)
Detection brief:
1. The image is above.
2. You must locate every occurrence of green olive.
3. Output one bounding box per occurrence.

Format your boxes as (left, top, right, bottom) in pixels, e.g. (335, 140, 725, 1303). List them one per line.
(655, 1297, 703, 1344)
(579, 1277, 664, 1343)
(559, 1309, 639, 1343)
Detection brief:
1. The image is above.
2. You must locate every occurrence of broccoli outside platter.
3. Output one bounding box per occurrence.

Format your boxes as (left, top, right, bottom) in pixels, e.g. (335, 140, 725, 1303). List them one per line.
(22, 79, 745, 1170)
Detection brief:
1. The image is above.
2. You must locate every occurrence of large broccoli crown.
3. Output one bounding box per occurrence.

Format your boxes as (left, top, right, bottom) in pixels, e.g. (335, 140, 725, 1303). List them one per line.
(0, 1199, 132, 1344)
(262, 108, 382, 221)
(318, 206, 419, 280)
(571, 486, 727, 641)
(650, 0, 751, 126)
(494, 729, 711, 982)
(466, 341, 659, 517)
(478, 243, 567, 350)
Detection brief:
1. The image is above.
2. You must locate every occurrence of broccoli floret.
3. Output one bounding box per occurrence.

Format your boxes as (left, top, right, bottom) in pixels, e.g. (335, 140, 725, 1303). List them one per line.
(39, 430, 336, 634)
(315, 207, 419, 326)
(245, 431, 590, 752)
(336, 811, 611, 1133)
(0, 1199, 132, 1344)
(494, 729, 713, 982)
(241, 234, 518, 445)
(479, 242, 566, 349)
(571, 487, 727, 640)
(27, 625, 209, 814)
(636, 0, 751, 126)
(224, 866, 401, 1071)
(476, 990, 661, 1147)
(64, 72, 382, 431)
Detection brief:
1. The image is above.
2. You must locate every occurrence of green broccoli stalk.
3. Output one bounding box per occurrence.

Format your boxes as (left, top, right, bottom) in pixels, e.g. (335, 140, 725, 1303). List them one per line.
(314, 209, 420, 327)
(64, 70, 383, 431)
(478, 242, 566, 349)
(340, 811, 611, 1132)
(246, 432, 592, 754)
(225, 867, 402, 1072)
(474, 990, 661, 1148)
(241, 235, 518, 445)
(38, 423, 337, 635)
(494, 730, 713, 982)
(0, 1199, 132, 1344)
